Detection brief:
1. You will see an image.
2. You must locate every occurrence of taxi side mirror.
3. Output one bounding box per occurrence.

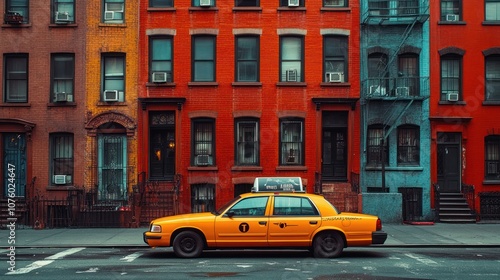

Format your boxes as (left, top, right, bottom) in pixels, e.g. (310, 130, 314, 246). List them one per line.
(225, 211, 235, 218)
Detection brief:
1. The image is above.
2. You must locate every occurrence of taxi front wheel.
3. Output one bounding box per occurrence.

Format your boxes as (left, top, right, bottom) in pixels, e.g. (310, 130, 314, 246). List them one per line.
(312, 231, 344, 258)
(173, 231, 203, 258)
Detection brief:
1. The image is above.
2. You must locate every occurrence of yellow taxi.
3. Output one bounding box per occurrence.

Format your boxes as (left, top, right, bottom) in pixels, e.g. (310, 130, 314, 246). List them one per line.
(143, 177, 387, 258)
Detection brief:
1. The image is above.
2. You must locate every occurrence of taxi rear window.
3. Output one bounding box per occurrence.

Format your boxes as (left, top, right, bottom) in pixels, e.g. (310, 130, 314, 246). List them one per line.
(252, 177, 304, 192)
(273, 196, 319, 216)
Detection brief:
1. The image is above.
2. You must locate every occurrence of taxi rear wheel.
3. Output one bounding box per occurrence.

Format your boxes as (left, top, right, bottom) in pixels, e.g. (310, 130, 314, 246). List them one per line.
(173, 231, 203, 258)
(312, 231, 344, 258)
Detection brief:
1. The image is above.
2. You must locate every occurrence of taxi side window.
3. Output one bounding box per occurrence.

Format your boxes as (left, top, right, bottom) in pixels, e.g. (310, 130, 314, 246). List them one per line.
(228, 197, 268, 216)
(273, 196, 319, 216)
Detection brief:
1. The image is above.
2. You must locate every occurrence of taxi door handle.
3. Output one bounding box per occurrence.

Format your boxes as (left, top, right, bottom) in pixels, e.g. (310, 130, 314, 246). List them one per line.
(309, 221, 318, 225)
(259, 221, 267, 225)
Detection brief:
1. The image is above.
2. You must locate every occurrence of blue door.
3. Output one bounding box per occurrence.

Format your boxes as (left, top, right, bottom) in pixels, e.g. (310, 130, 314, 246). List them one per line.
(3, 133, 27, 197)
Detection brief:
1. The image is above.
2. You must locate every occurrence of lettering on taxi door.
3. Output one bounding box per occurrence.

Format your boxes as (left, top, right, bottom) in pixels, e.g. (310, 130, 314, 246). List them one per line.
(239, 222, 250, 233)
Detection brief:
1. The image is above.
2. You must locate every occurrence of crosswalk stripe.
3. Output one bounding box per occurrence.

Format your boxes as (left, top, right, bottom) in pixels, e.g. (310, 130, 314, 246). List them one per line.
(6, 247, 86, 275)
(120, 252, 142, 262)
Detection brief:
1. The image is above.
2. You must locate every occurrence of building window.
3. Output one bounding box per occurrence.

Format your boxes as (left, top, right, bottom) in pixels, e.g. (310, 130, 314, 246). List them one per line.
(150, 0, 173, 7)
(192, 36, 216, 82)
(191, 183, 215, 213)
(324, 36, 348, 83)
(192, 118, 215, 166)
(150, 36, 173, 83)
(368, 0, 389, 16)
(440, 54, 461, 101)
(485, 136, 500, 180)
(280, 0, 304, 7)
(440, 0, 461, 21)
(51, 54, 75, 103)
(103, 0, 125, 23)
(367, 125, 388, 166)
(102, 53, 125, 102)
(3, 54, 28, 103)
(98, 134, 127, 201)
(50, 133, 74, 185)
(52, 0, 75, 24)
(367, 53, 389, 96)
(192, 0, 216, 7)
(486, 0, 500, 21)
(324, 0, 346, 8)
(280, 36, 304, 82)
(5, 0, 29, 24)
(398, 54, 419, 96)
(397, 125, 420, 166)
(235, 36, 259, 82)
(486, 55, 500, 101)
(235, 0, 259, 7)
(398, 0, 418, 15)
(280, 119, 304, 165)
(235, 118, 259, 166)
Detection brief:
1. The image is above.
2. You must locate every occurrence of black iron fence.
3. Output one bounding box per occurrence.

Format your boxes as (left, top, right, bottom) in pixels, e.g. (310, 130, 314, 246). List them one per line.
(479, 192, 500, 220)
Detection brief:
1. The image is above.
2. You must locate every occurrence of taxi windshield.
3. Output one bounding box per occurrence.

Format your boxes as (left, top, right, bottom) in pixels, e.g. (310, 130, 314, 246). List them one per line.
(213, 196, 241, 215)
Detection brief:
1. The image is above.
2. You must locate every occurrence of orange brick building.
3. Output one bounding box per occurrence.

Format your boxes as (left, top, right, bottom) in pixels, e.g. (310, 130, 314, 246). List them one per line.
(137, 0, 361, 219)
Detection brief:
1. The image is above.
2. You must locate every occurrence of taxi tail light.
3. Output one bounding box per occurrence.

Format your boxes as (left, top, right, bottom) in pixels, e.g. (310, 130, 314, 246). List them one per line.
(376, 218, 382, 231)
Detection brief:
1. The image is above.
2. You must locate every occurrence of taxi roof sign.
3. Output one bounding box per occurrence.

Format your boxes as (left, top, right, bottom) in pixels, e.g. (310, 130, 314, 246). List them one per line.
(252, 177, 304, 192)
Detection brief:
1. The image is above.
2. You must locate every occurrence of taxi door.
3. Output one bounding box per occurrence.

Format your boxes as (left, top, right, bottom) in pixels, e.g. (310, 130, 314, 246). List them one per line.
(267, 195, 321, 247)
(214, 196, 270, 248)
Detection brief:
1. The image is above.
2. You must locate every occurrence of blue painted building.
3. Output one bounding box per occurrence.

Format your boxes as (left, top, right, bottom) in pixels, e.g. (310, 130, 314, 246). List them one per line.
(359, 0, 431, 223)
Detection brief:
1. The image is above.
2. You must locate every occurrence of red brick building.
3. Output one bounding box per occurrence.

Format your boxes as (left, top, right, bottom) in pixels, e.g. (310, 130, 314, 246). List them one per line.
(430, 0, 500, 221)
(137, 0, 361, 220)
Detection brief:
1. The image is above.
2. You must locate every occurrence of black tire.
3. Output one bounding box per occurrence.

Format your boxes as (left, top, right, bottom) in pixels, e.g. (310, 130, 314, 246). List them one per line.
(312, 231, 344, 258)
(172, 231, 204, 258)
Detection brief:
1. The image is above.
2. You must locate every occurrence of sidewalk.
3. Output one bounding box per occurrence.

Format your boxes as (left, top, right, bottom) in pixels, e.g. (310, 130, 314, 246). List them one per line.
(2, 223, 500, 248)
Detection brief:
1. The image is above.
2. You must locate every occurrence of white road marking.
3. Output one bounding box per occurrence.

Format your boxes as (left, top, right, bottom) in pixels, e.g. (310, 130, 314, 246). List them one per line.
(404, 253, 439, 266)
(76, 267, 99, 273)
(120, 252, 142, 262)
(6, 247, 85, 275)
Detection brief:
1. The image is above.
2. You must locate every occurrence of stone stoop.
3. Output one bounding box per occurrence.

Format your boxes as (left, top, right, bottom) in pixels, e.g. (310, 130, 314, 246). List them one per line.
(321, 183, 358, 213)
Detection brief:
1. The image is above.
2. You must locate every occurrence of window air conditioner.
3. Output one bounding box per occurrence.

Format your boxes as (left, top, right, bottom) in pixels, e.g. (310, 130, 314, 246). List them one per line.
(55, 11, 70, 22)
(446, 92, 459, 102)
(104, 11, 115, 20)
(54, 92, 73, 102)
(195, 155, 212, 166)
(103, 90, 119, 102)
(396, 87, 409, 96)
(446, 14, 459, 21)
(54, 175, 68, 185)
(200, 0, 212, 7)
(152, 71, 170, 83)
(369, 85, 387, 96)
(288, 0, 299, 7)
(325, 72, 344, 83)
(5, 11, 23, 24)
(325, 0, 344, 7)
(286, 69, 297, 82)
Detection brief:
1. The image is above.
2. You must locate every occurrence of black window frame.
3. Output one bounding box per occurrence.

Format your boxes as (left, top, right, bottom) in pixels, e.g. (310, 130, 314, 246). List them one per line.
(280, 36, 304, 82)
(102, 53, 126, 102)
(440, 54, 462, 101)
(192, 118, 216, 166)
(235, 35, 259, 82)
(52, 0, 76, 24)
(51, 53, 75, 103)
(192, 0, 216, 7)
(103, 0, 125, 24)
(397, 125, 420, 166)
(486, 55, 500, 101)
(279, 118, 304, 166)
(149, 0, 173, 7)
(5, 0, 29, 24)
(485, 0, 500, 21)
(367, 124, 388, 166)
(440, 0, 461, 21)
(50, 132, 74, 186)
(3, 53, 28, 103)
(235, 118, 260, 166)
(280, 0, 304, 7)
(323, 0, 347, 8)
(323, 35, 348, 83)
(485, 135, 500, 180)
(149, 36, 173, 83)
(235, 0, 259, 7)
(192, 35, 216, 82)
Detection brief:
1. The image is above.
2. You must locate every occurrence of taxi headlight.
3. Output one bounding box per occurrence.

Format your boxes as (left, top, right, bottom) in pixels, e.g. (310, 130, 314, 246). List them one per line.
(150, 224, 162, 233)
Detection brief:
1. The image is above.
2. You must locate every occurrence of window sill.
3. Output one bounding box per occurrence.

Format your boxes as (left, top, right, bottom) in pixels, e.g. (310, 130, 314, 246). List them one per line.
(232, 7, 262, 12)
(48, 102, 77, 107)
(188, 166, 219, 171)
(188, 7, 219, 12)
(49, 23, 78, 28)
(438, 100, 466, 105)
(146, 82, 176, 87)
(276, 82, 307, 87)
(98, 23, 127, 28)
(232, 82, 262, 87)
(188, 82, 219, 87)
(47, 185, 78, 191)
(365, 166, 423, 172)
(482, 21, 500, 26)
(483, 180, 500, 185)
(97, 101, 128, 106)
(1, 23, 31, 28)
(0, 103, 31, 107)
(147, 7, 176, 12)
(483, 101, 500, 106)
(320, 82, 351, 87)
(277, 7, 306, 12)
(276, 165, 307, 171)
(231, 166, 263, 171)
(438, 20, 466, 25)
(320, 7, 351, 12)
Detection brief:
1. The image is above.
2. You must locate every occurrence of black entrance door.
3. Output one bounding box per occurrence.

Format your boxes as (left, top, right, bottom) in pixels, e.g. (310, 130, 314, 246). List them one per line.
(150, 130, 175, 180)
(437, 133, 461, 192)
(322, 128, 347, 181)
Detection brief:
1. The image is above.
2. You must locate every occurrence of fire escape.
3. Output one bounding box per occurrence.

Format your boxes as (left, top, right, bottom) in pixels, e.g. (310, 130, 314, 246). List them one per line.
(361, 0, 430, 191)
